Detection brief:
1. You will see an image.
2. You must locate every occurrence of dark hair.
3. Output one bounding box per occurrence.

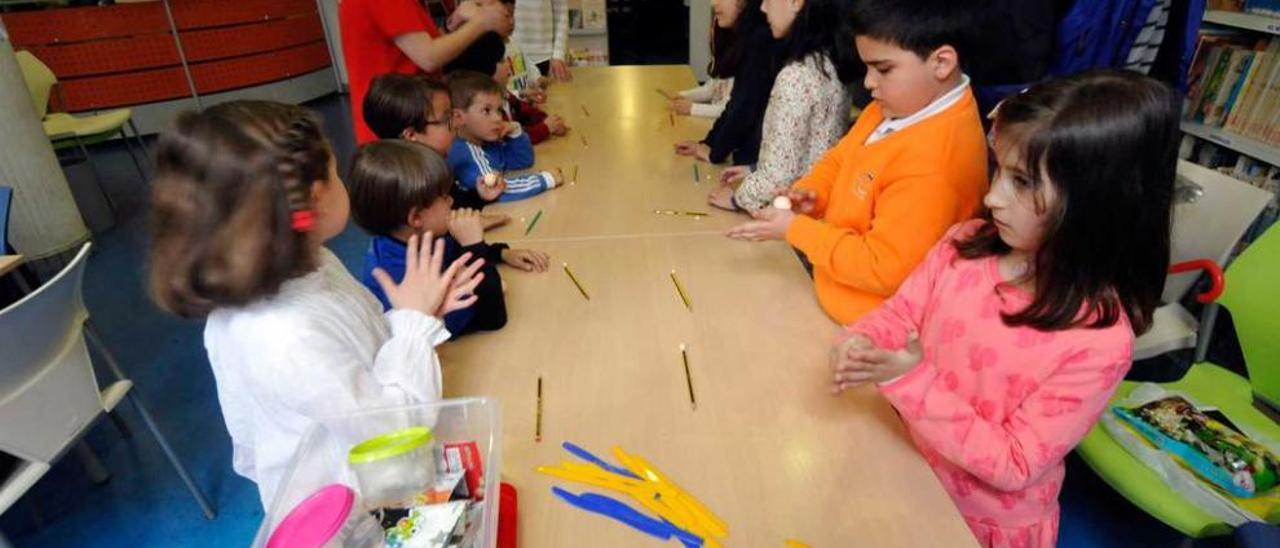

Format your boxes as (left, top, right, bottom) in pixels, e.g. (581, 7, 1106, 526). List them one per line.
(955, 69, 1179, 335)
(445, 70, 506, 110)
(776, 0, 861, 84)
(364, 73, 451, 139)
(850, 0, 976, 62)
(708, 16, 738, 78)
(149, 100, 331, 318)
(444, 32, 506, 76)
(348, 140, 453, 237)
(715, 0, 769, 79)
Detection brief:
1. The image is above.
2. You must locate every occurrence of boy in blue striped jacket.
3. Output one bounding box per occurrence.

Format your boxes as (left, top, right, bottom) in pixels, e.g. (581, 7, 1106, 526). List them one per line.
(445, 71, 562, 202)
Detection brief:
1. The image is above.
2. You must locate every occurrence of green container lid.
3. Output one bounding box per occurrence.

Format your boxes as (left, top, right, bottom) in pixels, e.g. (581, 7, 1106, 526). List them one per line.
(348, 427, 433, 464)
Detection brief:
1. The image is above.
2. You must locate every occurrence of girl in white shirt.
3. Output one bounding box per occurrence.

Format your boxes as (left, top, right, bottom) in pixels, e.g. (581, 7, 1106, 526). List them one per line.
(668, 4, 739, 120)
(147, 100, 485, 509)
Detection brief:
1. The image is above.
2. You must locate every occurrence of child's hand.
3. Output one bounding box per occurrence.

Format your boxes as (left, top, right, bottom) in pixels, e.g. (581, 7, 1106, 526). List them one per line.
(546, 114, 569, 136)
(831, 334, 924, 394)
(476, 174, 507, 202)
(481, 212, 511, 230)
(501, 248, 551, 272)
(668, 97, 693, 116)
(674, 141, 710, 160)
(721, 165, 750, 185)
(707, 185, 737, 211)
(502, 121, 521, 138)
(782, 187, 818, 214)
(724, 206, 795, 242)
(437, 254, 487, 317)
(373, 234, 468, 317)
(448, 208, 485, 246)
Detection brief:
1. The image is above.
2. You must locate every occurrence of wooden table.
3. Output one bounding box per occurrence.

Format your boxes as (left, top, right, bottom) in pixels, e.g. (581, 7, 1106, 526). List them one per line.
(0, 255, 24, 280)
(440, 67, 976, 546)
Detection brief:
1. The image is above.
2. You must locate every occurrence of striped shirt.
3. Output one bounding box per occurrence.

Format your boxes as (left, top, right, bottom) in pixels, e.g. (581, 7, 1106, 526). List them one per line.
(511, 0, 569, 64)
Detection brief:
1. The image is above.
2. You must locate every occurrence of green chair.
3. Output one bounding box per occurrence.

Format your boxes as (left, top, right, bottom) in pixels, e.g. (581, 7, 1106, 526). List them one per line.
(14, 50, 150, 214)
(1076, 222, 1280, 539)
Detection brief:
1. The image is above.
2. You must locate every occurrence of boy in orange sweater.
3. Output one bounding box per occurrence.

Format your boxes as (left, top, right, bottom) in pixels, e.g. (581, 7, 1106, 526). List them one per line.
(726, 0, 988, 325)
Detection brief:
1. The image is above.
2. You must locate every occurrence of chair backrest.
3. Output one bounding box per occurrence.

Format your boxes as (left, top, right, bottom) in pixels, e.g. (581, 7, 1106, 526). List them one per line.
(1164, 160, 1274, 303)
(0, 186, 12, 253)
(1217, 222, 1280, 410)
(0, 243, 101, 462)
(14, 50, 56, 120)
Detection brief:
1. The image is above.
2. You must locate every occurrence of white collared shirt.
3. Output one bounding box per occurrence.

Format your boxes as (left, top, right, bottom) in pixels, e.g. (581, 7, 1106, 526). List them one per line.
(866, 74, 971, 145)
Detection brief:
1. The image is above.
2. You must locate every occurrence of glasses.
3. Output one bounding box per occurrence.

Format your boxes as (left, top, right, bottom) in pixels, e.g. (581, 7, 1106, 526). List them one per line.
(425, 117, 454, 131)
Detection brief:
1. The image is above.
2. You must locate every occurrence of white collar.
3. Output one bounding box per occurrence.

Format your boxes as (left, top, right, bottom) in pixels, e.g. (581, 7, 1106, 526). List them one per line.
(867, 74, 970, 144)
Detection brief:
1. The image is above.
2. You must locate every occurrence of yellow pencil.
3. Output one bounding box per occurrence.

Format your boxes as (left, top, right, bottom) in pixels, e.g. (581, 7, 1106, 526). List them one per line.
(581, 104, 590, 117)
(681, 344, 697, 410)
(536, 376, 543, 442)
(563, 262, 590, 300)
(670, 270, 691, 311)
(572, 164, 579, 183)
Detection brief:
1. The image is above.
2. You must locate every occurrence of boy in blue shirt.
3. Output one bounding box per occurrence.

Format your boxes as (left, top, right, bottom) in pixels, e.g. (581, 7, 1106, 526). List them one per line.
(445, 70, 562, 202)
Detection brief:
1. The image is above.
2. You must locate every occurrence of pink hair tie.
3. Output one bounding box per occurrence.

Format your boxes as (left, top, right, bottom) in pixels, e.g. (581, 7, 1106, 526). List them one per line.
(290, 210, 316, 232)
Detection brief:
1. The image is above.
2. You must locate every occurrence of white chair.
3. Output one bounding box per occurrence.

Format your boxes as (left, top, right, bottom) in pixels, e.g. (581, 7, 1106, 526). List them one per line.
(0, 243, 215, 540)
(1135, 160, 1275, 361)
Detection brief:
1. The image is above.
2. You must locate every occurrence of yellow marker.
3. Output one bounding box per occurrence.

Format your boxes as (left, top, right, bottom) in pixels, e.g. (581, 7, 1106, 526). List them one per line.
(784, 540, 812, 548)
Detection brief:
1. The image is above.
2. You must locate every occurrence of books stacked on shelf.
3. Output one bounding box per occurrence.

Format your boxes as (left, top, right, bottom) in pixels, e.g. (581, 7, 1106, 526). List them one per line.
(1183, 31, 1280, 140)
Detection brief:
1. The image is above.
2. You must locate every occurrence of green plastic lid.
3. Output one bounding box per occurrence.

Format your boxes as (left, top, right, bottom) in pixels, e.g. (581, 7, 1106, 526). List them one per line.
(347, 427, 433, 464)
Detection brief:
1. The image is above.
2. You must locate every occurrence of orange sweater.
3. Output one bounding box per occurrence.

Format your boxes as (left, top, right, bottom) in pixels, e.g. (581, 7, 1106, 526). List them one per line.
(786, 89, 988, 325)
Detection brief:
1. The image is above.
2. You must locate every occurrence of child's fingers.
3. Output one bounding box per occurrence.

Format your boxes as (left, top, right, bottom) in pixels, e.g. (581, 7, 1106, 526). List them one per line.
(403, 234, 421, 277)
(428, 236, 447, 275)
(452, 270, 485, 297)
(371, 268, 398, 298)
(445, 253, 479, 287)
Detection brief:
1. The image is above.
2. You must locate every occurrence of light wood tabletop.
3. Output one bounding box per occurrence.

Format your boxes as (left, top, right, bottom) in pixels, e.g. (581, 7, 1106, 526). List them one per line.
(0, 255, 24, 279)
(440, 67, 976, 546)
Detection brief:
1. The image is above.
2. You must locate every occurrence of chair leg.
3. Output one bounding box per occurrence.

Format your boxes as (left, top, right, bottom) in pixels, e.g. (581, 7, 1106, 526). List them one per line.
(108, 411, 133, 439)
(1194, 303, 1219, 364)
(83, 325, 218, 519)
(73, 441, 110, 485)
(73, 136, 118, 215)
(119, 129, 148, 184)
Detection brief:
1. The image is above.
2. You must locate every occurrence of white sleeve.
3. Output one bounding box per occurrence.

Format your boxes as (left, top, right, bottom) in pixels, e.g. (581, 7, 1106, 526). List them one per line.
(679, 80, 715, 102)
(551, 0, 569, 60)
(734, 66, 814, 209)
(257, 309, 449, 420)
(690, 102, 725, 119)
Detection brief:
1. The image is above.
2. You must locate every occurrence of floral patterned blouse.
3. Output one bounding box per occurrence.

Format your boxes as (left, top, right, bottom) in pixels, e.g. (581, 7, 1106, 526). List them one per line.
(733, 54, 851, 210)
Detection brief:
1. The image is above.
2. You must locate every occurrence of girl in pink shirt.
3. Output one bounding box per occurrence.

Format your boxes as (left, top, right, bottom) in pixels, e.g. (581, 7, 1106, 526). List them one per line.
(830, 70, 1180, 547)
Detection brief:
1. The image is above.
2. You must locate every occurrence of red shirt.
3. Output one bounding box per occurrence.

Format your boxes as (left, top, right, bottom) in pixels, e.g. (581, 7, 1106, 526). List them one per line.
(339, 0, 441, 144)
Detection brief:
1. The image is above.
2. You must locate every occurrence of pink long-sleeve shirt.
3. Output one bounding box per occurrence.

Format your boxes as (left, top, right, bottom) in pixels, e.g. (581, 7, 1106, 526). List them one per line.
(847, 221, 1133, 548)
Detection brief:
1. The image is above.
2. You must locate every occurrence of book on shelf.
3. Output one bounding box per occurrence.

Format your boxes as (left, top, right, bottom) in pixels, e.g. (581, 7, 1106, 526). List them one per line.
(1181, 31, 1280, 145)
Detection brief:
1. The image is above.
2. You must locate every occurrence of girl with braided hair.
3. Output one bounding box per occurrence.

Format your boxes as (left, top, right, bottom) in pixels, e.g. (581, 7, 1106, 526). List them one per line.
(148, 100, 485, 509)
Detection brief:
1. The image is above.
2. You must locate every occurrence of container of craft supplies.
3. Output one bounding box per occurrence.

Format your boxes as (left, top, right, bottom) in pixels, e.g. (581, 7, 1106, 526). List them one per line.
(265, 484, 384, 548)
(251, 398, 503, 548)
(348, 426, 437, 508)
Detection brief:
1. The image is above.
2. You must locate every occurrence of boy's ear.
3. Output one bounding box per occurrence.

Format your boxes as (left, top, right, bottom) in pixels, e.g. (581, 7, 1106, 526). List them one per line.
(400, 127, 418, 141)
(406, 206, 426, 230)
(930, 45, 960, 82)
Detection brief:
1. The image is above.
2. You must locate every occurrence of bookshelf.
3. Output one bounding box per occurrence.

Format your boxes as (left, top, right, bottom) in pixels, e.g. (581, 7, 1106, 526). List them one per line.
(1189, 9, 1280, 170)
(1203, 9, 1280, 35)
(1182, 120, 1280, 166)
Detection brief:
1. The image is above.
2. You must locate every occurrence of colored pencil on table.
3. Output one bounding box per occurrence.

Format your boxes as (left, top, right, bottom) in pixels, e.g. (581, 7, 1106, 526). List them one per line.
(581, 134, 589, 148)
(581, 104, 590, 117)
(669, 112, 675, 127)
(572, 165, 579, 183)
(681, 344, 697, 410)
(536, 376, 543, 442)
(525, 209, 543, 235)
(693, 164, 700, 182)
(670, 270, 691, 311)
(563, 263, 590, 300)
